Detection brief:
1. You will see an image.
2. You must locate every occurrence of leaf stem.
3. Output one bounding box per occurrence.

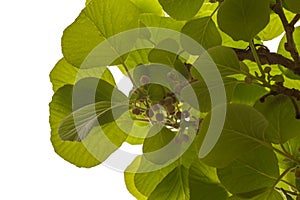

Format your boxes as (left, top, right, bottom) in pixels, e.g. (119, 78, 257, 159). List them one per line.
(121, 62, 144, 95)
(210, 2, 221, 17)
(272, 166, 295, 189)
(249, 40, 266, 80)
(272, 146, 300, 165)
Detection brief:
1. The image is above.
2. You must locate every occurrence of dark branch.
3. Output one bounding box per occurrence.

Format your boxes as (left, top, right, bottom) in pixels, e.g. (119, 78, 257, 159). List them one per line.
(290, 14, 300, 27)
(233, 47, 300, 75)
(271, 1, 300, 67)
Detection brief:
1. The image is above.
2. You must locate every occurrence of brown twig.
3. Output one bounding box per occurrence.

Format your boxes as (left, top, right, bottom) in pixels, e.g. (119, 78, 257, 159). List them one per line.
(290, 14, 300, 27)
(233, 47, 300, 75)
(271, 1, 300, 67)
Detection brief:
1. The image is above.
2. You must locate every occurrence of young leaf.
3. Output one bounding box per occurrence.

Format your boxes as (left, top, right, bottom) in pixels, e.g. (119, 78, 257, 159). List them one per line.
(217, 0, 270, 41)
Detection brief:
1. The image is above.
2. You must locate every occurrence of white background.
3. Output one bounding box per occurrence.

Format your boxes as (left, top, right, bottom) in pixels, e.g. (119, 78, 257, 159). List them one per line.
(0, 0, 292, 199)
(0, 0, 135, 199)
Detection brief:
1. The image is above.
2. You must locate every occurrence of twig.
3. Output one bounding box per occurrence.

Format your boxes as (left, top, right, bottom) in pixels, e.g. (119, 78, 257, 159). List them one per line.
(233, 47, 300, 75)
(271, 0, 300, 66)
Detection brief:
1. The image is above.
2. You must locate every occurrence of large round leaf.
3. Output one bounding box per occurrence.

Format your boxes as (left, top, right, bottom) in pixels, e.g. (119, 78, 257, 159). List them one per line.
(158, 0, 204, 20)
(254, 95, 300, 144)
(148, 166, 190, 200)
(199, 104, 269, 168)
(62, 0, 141, 67)
(49, 85, 100, 167)
(217, 0, 270, 41)
(284, 0, 300, 14)
(218, 146, 279, 195)
(181, 17, 222, 50)
(189, 160, 228, 200)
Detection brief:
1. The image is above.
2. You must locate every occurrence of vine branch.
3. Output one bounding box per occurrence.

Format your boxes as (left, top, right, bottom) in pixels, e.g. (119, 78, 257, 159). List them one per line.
(271, 0, 300, 68)
(233, 46, 299, 75)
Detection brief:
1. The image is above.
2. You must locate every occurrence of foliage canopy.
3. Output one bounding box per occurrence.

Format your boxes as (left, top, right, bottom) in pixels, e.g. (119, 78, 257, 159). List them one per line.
(50, 0, 300, 199)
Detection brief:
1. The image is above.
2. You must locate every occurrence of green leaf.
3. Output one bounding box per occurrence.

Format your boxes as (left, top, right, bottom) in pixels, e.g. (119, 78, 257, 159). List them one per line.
(181, 17, 222, 50)
(49, 85, 100, 168)
(278, 26, 300, 80)
(284, 0, 300, 14)
(229, 189, 284, 200)
(131, 156, 177, 197)
(217, 0, 270, 41)
(139, 14, 186, 31)
(50, 58, 116, 92)
(158, 0, 204, 20)
(143, 125, 178, 164)
(231, 83, 268, 106)
(50, 58, 79, 92)
(189, 160, 228, 200)
(62, 12, 104, 68)
(148, 166, 190, 200)
(130, 0, 163, 15)
(258, 10, 295, 41)
(62, 0, 141, 67)
(218, 146, 279, 195)
(58, 78, 128, 141)
(148, 84, 166, 103)
(208, 46, 243, 76)
(254, 95, 300, 144)
(181, 77, 239, 112)
(124, 49, 151, 70)
(199, 104, 269, 168)
(124, 156, 148, 200)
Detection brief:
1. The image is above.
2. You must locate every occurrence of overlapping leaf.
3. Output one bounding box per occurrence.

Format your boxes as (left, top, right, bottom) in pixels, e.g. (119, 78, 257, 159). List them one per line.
(217, 0, 270, 41)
